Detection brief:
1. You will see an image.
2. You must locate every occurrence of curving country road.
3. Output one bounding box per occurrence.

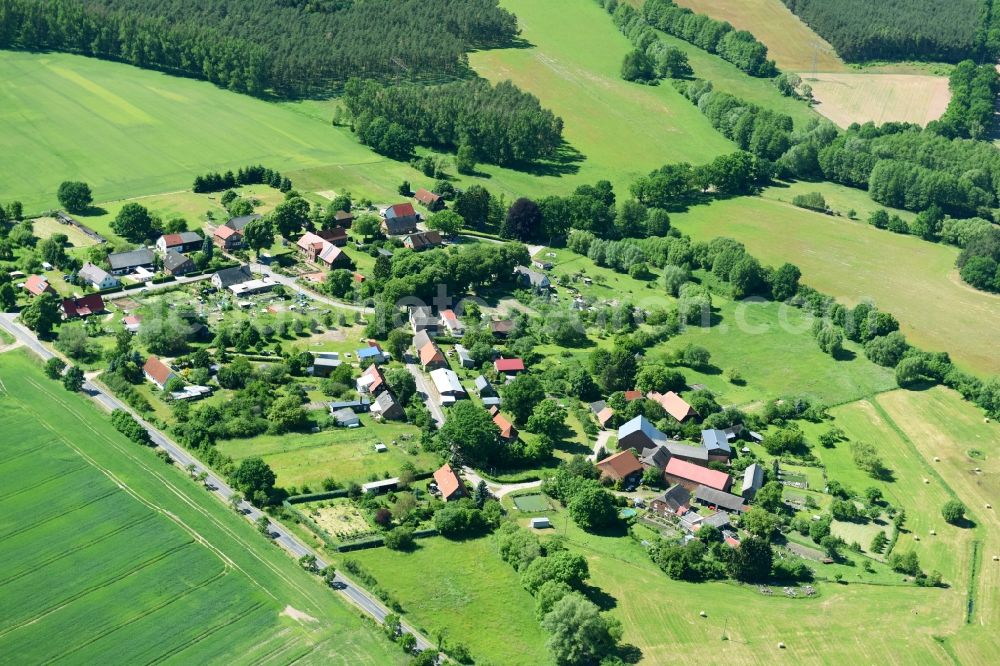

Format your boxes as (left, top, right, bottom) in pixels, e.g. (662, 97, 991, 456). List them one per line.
(0, 313, 432, 653)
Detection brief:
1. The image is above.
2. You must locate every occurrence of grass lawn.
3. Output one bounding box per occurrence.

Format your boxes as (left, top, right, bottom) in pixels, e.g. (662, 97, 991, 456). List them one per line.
(216, 414, 440, 490)
(347, 536, 552, 666)
(31, 215, 99, 247)
(469, 0, 735, 197)
(650, 297, 897, 408)
(762, 180, 916, 223)
(0, 350, 401, 665)
(671, 195, 1000, 376)
(875, 387, 1000, 665)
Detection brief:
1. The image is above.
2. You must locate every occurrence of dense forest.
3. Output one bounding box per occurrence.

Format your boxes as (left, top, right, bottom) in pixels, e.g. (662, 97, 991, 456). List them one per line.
(342, 79, 564, 167)
(933, 61, 1000, 140)
(613, 0, 776, 77)
(0, 0, 518, 96)
(781, 0, 996, 63)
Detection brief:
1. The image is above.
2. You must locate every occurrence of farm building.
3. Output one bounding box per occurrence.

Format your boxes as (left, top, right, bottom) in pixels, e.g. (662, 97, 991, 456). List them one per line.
(362, 478, 399, 494)
(333, 210, 354, 227)
(327, 397, 371, 413)
(494, 357, 525, 375)
(77, 263, 119, 290)
(332, 407, 360, 428)
(701, 429, 732, 461)
(155, 231, 203, 255)
(312, 356, 342, 378)
(357, 345, 385, 364)
(225, 214, 261, 232)
(530, 517, 551, 529)
(490, 319, 514, 338)
(514, 266, 550, 291)
(430, 368, 466, 403)
(107, 249, 155, 276)
(742, 463, 764, 500)
(413, 188, 444, 211)
(693, 485, 747, 514)
(381, 203, 419, 235)
(229, 278, 276, 297)
(649, 485, 691, 517)
(664, 458, 731, 492)
(454, 344, 474, 368)
(491, 409, 518, 442)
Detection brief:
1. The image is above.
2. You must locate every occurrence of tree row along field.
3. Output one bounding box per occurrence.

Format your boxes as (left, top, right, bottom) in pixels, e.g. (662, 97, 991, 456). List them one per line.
(0, 350, 402, 665)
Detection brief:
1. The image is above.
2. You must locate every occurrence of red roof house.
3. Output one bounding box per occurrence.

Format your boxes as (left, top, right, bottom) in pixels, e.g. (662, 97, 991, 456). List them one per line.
(143, 356, 177, 389)
(419, 341, 446, 369)
(61, 294, 106, 319)
(433, 463, 467, 501)
(664, 457, 731, 492)
(24, 275, 55, 297)
(623, 390, 643, 402)
(596, 450, 643, 482)
(494, 358, 525, 374)
(414, 188, 444, 211)
(648, 391, 697, 423)
(596, 407, 615, 429)
(492, 411, 518, 442)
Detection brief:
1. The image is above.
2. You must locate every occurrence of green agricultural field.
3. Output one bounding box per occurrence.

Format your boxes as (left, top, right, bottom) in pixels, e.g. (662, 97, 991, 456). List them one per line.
(347, 536, 552, 666)
(216, 415, 441, 490)
(470, 0, 735, 195)
(0, 350, 401, 665)
(671, 195, 1000, 375)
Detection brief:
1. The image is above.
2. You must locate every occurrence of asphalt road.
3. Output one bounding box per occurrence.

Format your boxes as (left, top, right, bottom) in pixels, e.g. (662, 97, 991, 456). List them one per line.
(0, 313, 432, 653)
(250, 262, 373, 314)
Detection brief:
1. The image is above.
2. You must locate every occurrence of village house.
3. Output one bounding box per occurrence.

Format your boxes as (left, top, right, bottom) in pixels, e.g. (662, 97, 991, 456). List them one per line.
(333, 210, 354, 227)
(532, 259, 553, 270)
(647, 391, 697, 423)
(454, 343, 474, 369)
(163, 251, 195, 276)
(430, 368, 466, 404)
(296, 231, 350, 268)
(155, 231, 203, 255)
(226, 214, 261, 233)
(514, 266, 551, 291)
(24, 274, 56, 297)
(419, 341, 447, 370)
(356, 363, 387, 395)
(412, 329, 433, 352)
(229, 278, 276, 298)
(490, 406, 518, 442)
(403, 230, 444, 251)
(414, 188, 445, 211)
(213, 224, 244, 250)
(649, 485, 691, 518)
(595, 449, 643, 484)
(357, 345, 386, 365)
(742, 463, 764, 500)
(664, 457, 731, 492)
(143, 356, 178, 390)
(122, 314, 142, 333)
(77, 262, 119, 290)
(490, 319, 514, 338)
(211, 265, 253, 291)
(409, 306, 439, 335)
(381, 203, 419, 235)
(61, 294, 106, 319)
(433, 463, 467, 502)
(315, 227, 348, 247)
(371, 391, 405, 421)
(107, 249, 156, 276)
(439, 309, 464, 337)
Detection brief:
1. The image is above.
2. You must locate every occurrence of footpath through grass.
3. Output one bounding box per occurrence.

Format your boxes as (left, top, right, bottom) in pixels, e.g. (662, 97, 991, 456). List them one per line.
(0, 350, 401, 665)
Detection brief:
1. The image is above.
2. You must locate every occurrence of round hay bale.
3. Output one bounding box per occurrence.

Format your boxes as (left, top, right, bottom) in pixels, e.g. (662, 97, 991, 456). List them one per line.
(700, 611, 707, 618)
(992, 555, 999, 561)
(914, 535, 920, 541)
(930, 530, 936, 536)
(778, 642, 786, 649)
(933, 457, 940, 462)
(987, 504, 993, 509)
(923, 479, 930, 484)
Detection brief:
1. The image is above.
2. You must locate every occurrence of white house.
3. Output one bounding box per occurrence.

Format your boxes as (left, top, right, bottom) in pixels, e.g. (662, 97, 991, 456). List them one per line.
(77, 262, 119, 290)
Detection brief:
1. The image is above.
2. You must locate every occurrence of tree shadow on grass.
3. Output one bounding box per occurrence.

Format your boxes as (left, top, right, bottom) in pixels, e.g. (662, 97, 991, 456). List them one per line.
(77, 205, 108, 217)
(833, 347, 857, 362)
(582, 583, 618, 611)
(517, 142, 585, 178)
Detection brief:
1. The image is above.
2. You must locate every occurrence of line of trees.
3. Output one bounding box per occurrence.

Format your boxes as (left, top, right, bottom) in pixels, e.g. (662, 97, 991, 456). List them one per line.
(192, 165, 291, 194)
(620, 0, 777, 77)
(781, 0, 989, 63)
(342, 78, 564, 166)
(599, 1, 692, 83)
(0, 0, 519, 97)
